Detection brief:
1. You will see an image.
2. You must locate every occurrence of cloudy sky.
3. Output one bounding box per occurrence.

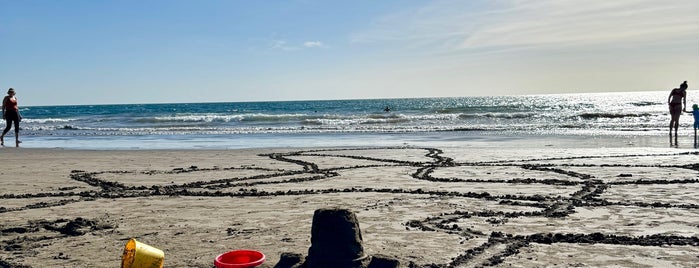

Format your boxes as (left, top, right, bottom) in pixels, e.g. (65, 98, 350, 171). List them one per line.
(1, 0, 697, 106)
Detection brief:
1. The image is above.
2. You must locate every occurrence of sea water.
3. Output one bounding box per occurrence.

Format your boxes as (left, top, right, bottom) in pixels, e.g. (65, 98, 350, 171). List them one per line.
(14, 91, 692, 149)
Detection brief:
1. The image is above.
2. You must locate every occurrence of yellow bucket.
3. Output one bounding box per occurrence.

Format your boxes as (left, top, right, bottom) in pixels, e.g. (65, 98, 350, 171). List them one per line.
(121, 238, 164, 268)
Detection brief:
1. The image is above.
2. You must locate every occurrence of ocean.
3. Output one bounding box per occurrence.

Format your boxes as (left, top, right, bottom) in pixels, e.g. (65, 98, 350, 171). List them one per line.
(13, 91, 693, 149)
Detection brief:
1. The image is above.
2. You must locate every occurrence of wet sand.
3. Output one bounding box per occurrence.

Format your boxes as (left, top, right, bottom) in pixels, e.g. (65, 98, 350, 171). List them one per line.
(1, 146, 698, 267)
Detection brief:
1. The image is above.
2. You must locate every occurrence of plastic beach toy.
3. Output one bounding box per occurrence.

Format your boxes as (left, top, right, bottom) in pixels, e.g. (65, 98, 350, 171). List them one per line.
(214, 250, 266, 268)
(121, 238, 164, 268)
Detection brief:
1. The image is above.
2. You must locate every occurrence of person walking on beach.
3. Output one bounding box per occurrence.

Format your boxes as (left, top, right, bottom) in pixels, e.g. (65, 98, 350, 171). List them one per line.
(668, 81, 688, 140)
(1, 88, 21, 147)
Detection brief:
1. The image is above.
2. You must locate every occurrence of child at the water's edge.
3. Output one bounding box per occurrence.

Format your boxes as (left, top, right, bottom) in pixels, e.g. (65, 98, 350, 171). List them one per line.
(686, 104, 699, 147)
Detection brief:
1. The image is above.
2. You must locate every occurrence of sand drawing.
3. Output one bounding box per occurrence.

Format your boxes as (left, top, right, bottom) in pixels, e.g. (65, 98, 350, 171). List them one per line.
(1, 147, 698, 267)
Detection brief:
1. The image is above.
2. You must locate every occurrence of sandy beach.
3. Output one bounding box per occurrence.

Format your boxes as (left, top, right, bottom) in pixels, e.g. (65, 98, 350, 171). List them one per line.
(4, 0, 698, 266)
(1, 144, 698, 267)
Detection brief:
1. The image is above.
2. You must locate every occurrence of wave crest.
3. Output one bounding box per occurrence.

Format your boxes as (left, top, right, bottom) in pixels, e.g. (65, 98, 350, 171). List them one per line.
(578, 113, 652, 119)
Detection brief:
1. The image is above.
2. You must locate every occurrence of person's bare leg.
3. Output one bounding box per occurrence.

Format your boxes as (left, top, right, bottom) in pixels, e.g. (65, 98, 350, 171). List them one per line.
(670, 133, 673, 147)
(669, 121, 674, 137)
(1, 121, 12, 146)
(669, 119, 675, 146)
(15, 131, 20, 147)
(671, 118, 679, 147)
(674, 135, 679, 147)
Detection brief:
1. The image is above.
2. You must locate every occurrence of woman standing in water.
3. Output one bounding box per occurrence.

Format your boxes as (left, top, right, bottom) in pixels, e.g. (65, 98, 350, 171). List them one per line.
(1, 88, 21, 147)
(668, 81, 688, 140)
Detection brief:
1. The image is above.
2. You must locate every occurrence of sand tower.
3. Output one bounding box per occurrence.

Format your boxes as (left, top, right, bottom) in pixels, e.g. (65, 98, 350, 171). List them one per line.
(274, 208, 400, 268)
(304, 208, 368, 268)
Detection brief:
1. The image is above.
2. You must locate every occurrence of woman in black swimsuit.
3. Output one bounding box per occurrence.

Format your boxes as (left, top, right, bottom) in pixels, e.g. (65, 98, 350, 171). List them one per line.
(668, 81, 688, 139)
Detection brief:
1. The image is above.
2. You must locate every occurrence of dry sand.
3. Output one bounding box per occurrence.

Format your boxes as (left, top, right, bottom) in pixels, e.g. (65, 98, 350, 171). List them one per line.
(0, 146, 698, 267)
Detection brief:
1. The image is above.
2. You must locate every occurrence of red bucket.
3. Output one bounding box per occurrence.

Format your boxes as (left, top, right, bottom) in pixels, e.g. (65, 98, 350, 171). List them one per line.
(214, 250, 265, 268)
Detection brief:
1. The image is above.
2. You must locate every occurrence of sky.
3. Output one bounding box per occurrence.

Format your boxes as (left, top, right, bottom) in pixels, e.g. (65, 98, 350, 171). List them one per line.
(1, 0, 698, 106)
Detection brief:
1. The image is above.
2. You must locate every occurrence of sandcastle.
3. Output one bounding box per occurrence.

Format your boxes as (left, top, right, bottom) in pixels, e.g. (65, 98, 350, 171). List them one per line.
(274, 208, 400, 268)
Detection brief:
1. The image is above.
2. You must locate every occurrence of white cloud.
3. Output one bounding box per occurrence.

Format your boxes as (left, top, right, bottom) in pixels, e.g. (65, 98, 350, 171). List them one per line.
(271, 40, 326, 51)
(270, 40, 300, 51)
(352, 0, 699, 53)
(343, 0, 699, 95)
(303, 41, 325, 48)
(460, 0, 699, 50)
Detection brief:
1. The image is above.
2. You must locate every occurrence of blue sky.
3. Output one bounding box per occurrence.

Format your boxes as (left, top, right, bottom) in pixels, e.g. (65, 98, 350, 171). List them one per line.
(1, 0, 698, 106)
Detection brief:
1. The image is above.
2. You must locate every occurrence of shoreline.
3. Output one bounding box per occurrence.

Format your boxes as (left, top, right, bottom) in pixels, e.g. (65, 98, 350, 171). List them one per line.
(1, 144, 698, 267)
(13, 131, 699, 150)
